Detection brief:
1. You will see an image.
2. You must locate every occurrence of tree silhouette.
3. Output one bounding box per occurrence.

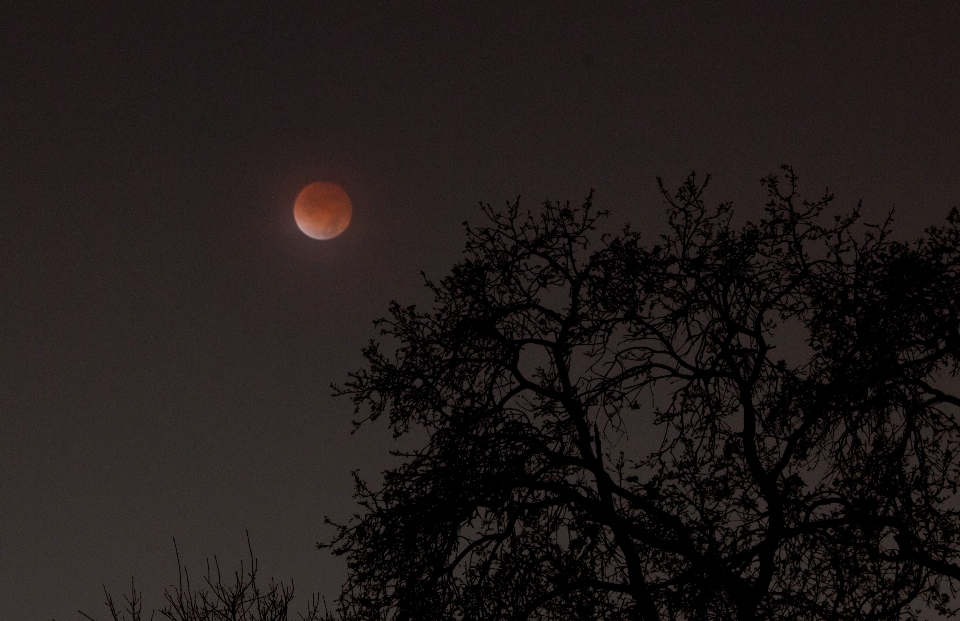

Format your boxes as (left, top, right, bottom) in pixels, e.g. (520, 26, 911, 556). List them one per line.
(327, 168, 960, 620)
(76, 534, 326, 621)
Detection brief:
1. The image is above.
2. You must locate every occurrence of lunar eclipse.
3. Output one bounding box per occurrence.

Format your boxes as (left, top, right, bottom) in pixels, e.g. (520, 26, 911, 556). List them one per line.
(294, 181, 352, 240)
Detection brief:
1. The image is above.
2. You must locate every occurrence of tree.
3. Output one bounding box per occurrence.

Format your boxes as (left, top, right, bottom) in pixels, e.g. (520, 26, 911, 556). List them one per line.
(76, 534, 326, 621)
(327, 167, 960, 621)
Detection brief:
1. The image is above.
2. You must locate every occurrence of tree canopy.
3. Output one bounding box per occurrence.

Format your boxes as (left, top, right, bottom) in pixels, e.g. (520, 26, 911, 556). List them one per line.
(76, 534, 324, 621)
(328, 168, 960, 621)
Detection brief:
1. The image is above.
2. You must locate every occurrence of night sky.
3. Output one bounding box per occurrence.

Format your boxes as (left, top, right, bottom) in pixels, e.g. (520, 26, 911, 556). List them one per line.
(3, 3, 960, 619)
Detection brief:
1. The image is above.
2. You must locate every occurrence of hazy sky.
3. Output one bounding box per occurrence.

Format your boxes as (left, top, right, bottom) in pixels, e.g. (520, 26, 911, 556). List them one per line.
(3, 3, 959, 619)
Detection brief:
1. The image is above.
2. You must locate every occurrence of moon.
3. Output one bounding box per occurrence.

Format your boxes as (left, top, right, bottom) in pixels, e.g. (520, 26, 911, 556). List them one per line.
(293, 181, 352, 240)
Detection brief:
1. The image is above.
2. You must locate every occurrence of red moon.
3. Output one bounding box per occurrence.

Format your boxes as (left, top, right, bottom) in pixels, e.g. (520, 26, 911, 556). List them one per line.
(293, 182, 352, 240)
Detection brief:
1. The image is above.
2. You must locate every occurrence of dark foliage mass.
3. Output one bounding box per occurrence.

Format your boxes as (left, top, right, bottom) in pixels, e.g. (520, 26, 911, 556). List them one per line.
(328, 168, 960, 621)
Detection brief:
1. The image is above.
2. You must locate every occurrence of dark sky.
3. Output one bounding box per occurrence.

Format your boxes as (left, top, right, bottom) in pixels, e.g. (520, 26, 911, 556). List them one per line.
(2, 2, 959, 619)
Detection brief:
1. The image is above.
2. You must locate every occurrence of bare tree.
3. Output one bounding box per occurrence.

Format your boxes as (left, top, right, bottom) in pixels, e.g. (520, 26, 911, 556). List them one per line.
(327, 167, 960, 620)
(77, 534, 326, 621)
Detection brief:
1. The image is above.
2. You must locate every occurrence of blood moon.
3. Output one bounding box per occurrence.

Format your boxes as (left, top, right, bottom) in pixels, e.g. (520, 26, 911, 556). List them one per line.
(293, 182, 352, 240)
